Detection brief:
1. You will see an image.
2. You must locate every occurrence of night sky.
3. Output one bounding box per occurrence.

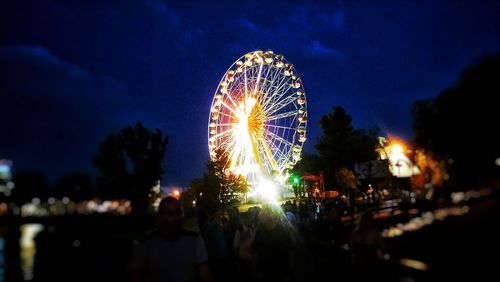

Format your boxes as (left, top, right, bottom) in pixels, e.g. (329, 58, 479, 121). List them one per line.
(2, 1, 500, 187)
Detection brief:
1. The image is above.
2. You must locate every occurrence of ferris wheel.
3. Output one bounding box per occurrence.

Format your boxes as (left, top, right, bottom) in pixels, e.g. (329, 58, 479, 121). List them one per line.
(208, 50, 307, 185)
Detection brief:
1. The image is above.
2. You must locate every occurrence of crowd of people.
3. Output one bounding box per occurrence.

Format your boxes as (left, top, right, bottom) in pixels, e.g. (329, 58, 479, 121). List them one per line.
(129, 196, 389, 282)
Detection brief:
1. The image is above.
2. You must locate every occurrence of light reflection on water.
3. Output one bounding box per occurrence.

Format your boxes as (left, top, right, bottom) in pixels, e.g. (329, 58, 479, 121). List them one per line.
(20, 224, 44, 281)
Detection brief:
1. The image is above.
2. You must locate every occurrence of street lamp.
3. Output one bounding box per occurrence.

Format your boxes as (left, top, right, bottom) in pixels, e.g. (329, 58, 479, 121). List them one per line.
(390, 143, 406, 178)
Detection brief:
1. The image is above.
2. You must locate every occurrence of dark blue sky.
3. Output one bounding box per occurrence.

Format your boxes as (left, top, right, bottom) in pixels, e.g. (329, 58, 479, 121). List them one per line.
(1, 0, 500, 187)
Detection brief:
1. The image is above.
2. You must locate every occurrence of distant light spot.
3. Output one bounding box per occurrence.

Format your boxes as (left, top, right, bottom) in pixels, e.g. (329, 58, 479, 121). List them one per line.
(6, 181, 15, 189)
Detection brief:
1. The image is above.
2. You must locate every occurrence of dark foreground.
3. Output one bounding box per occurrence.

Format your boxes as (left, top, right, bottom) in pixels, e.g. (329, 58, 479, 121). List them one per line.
(1, 193, 498, 282)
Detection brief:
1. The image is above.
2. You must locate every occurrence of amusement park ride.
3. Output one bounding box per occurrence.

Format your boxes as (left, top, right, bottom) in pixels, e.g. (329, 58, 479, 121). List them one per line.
(208, 50, 307, 201)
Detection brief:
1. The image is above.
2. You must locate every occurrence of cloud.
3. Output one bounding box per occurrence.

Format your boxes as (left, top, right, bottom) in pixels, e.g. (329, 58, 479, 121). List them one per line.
(237, 18, 259, 32)
(0, 45, 131, 179)
(0, 45, 96, 88)
(305, 40, 343, 59)
(194, 2, 345, 65)
(316, 10, 344, 31)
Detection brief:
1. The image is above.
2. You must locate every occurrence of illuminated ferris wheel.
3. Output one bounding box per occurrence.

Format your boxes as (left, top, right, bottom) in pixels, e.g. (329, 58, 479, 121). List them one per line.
(208, 50, 307, 185)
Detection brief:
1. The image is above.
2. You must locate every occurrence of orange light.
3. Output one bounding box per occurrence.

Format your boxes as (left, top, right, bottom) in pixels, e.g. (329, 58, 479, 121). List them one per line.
(391, 143, 404, 154)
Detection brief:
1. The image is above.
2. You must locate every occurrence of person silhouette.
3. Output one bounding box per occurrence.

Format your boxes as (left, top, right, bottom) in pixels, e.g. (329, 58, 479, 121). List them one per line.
(129, 196, 212, 282)
(350, 211, 387, 281)
(253, 205, 295, 282)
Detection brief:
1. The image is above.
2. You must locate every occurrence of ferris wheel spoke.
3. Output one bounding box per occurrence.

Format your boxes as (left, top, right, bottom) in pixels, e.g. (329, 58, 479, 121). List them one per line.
(263, 73, 289, 103)
(266, 110, 299, 121)
(220, 100, 240, 116)
(215, 111, 237, 120)
(264, 130, 295, 148)
(264, 94, 298, 116)
(263, 136, 289, 170)
(219, 138, 236, 152)
(272, 143, 293, 164)
(253, 62, 264, 96)
(214, 123, 236, 127)
(269, 81, 294, 106)
(260, 69, 285, 106)
(218, 131, 236, 144)
(264, 124, 296, 131)
(248, 65, 261, 90)
(224, 89, 241, 111)
(263, 137, 283, 159)
(258, 137, 278, 171)
(258, 66, 276, 103)
(219, 141, 235, 155)
(210, 127, 235, 140)
(244, 65, 249, 100)
(262, 77, 293, 109)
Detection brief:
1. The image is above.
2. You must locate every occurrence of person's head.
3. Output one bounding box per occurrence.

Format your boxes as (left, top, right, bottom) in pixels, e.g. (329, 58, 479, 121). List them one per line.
(158, 196, 184, 235)
(259, 205, 279, 230)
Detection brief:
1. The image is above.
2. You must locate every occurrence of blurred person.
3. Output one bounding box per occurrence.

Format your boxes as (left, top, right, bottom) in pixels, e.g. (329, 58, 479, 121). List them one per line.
(253, 205, 295, 282)
(350, 211, 387, 281)
(310, 203, 351, 280)
(129, 196, 211, 282)
(233, 213, 256, 282)
(200, 209, 230, 282)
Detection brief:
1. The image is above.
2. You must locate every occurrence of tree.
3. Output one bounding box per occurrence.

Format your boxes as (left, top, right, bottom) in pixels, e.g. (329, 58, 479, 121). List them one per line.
(197, 149, 247, 211)
(336, 167, 359, 213)
(94, 122, 168, 214)
(336, 167, 358, 193)
(412, 54, 500, 188)
(292, 153, 321, 176)
(316, 106, 380, 188)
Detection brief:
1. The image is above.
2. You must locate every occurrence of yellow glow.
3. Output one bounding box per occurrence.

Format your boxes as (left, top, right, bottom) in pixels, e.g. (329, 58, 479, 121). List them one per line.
(229, 96, 275, 181)
(379, 138, 420, 178)
(399, 258, 429, 271)
(391, 143, 404, 155)
(248, 99, 265, 139)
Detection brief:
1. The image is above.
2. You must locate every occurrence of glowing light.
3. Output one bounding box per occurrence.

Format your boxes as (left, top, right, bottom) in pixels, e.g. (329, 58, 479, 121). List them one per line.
(256, 179, 278, 202)
(229, 97, 263, 177)
(399, 258, 429, 271)
(391, 143, 404, 155)
(380, 138, 420, 178)
(20, 223, 44, 281)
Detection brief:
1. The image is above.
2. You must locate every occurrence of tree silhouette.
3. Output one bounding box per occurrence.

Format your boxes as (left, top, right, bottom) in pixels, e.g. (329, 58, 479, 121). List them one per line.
(412, 54, 500, 188)
(315, 106, 380, 188)
(292, 153, 322, 176)
(197, 148, 247, 211)
(94, 122, 168, 214)
(336, 167, 358, 193)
